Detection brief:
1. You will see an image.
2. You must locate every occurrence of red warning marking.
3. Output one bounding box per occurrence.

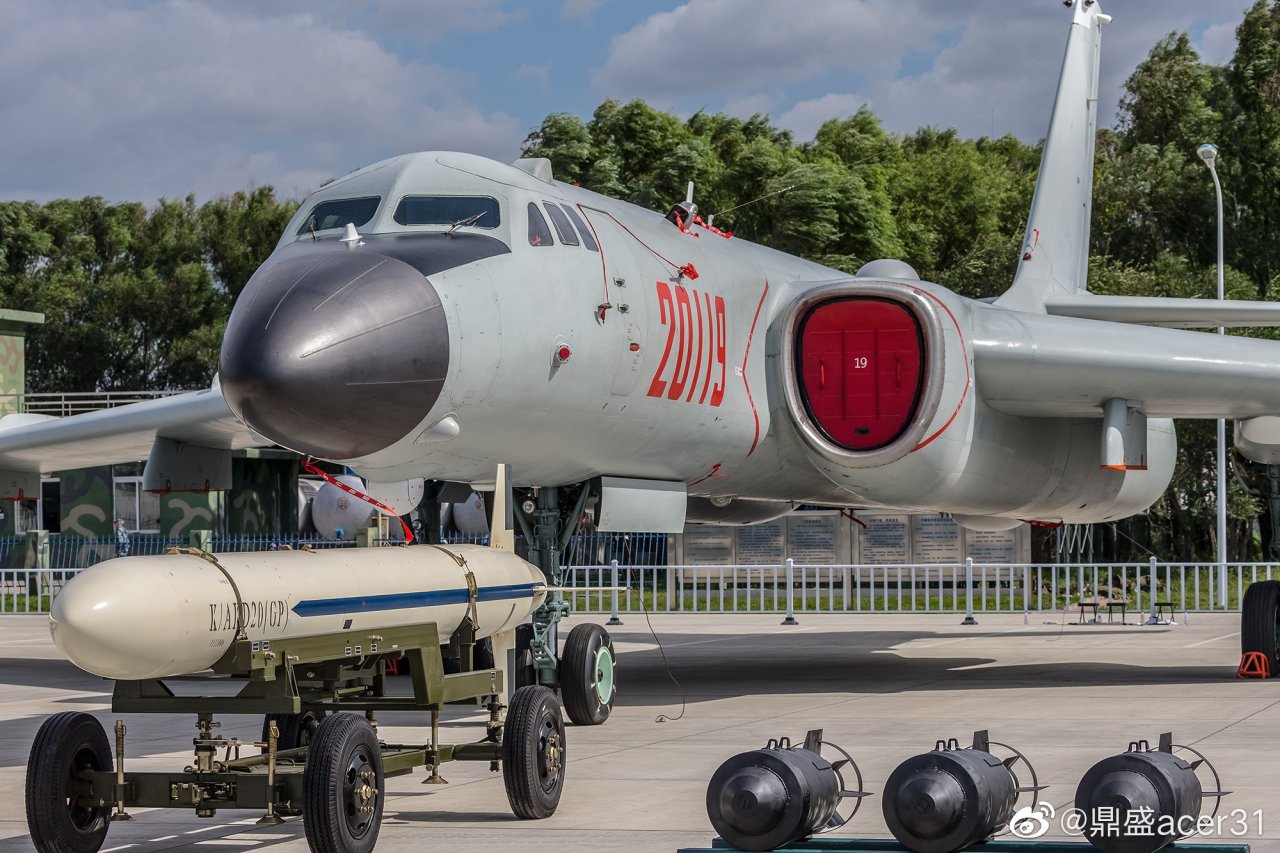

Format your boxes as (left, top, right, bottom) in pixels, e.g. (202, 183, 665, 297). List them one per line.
(692, 214, 733, 238)
(910, 289, 970, 454)
(687, 463, 727, 487)
(742, 281, 769, 455)
(302, 458, 413, 543)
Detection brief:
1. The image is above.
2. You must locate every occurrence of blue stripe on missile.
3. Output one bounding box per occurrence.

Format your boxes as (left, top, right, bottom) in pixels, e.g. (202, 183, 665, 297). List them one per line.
(291, 583, 540, 618)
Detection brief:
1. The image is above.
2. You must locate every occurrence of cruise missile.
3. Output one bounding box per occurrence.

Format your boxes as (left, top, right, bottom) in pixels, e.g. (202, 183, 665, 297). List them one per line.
(51, 544, 546, 681)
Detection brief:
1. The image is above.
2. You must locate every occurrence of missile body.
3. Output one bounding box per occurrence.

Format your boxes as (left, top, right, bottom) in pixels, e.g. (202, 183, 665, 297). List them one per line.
(50, 545, 547, 680)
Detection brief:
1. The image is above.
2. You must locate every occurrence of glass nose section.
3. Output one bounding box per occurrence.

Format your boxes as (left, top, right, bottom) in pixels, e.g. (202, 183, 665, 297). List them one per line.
(219, 250, 448, 460)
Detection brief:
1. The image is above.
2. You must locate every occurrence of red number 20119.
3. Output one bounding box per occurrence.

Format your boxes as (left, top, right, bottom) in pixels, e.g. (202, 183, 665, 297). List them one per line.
(647, 281, 726, 407)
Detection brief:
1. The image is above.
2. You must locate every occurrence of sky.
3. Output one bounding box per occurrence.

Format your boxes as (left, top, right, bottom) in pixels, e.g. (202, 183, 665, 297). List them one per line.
(0, 0, 1252, 204)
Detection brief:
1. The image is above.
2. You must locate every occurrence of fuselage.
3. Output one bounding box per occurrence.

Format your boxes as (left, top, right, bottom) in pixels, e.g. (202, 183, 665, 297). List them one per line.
(218, 151, 1174, 524)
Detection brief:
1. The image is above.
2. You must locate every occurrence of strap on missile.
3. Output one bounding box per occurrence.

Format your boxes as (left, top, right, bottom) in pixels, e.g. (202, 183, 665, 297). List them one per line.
(166, 547, 249, 641)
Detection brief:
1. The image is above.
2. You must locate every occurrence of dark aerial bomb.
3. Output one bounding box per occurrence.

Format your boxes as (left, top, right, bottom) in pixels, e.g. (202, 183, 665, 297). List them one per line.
(1074, 733, 1220, 853)
(706, 730, 863, 852)
(882, 731, 1035, 853)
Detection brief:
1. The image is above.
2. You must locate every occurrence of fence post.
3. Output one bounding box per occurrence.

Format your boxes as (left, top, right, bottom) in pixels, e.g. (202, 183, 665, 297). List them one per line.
(782, 558, 798, 625)
(1022, 565, 1029, 625)
(607, 559, 623, 626)
(962, 558, 977, 625)
(188, 529, 213, 552)
(1145, 556, 1162, 625)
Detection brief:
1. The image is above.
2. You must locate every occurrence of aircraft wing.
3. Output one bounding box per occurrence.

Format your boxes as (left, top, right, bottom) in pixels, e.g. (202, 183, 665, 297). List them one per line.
(975, 308, 1280, 418)
(1045, 294, 1280, 328)
(0, 387, 263, 475)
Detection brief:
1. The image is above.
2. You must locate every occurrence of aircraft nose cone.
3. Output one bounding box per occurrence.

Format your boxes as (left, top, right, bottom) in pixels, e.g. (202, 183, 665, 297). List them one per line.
(220, 249, 449, 459)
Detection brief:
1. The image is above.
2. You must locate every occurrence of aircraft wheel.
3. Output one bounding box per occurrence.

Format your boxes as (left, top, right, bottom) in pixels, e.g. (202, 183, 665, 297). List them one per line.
(26, 712, 113, 853)
(502, 686, 566, 820)
(514, 623, 537, 689)
(1242, 579, 1280, 676)
(560, 623, 615, 726)
(302, 713, 383, 853)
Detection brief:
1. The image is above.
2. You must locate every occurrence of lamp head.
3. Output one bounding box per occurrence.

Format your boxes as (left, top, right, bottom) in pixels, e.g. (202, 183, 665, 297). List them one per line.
(1197, 143, 1218, 166)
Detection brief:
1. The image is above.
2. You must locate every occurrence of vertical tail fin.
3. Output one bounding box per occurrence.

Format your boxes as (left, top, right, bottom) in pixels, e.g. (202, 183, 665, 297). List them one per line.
(996, 0, 1111, 312)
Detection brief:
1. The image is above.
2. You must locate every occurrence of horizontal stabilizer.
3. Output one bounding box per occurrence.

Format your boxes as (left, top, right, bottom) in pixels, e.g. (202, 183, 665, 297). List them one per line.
(1045, 294, 1280, 328)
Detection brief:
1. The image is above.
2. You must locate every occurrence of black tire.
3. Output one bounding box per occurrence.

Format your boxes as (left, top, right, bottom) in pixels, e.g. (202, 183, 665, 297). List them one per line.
(560, 623, 615, 726)
(502, 686, 566, 820)
(302, 713, 383, 853)
(514, 623, 537, 689)
(262, 711, 324, 753)
(262, 711, 324, 816)
(1242, 579, 1280, 676)
(25, 712, 112, 853)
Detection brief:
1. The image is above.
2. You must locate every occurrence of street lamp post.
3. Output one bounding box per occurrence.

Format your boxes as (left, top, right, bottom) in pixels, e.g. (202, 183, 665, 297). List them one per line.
(1198, 143, 1227, 609)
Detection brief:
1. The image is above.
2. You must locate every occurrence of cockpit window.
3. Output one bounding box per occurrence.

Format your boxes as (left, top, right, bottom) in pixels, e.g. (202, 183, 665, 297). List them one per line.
(542, 202, 579, 246)
(560, 204, 599, 252)
(528, 202, 554, 247)
(393, 195, 500, 228)
(296, 196, 380, 235)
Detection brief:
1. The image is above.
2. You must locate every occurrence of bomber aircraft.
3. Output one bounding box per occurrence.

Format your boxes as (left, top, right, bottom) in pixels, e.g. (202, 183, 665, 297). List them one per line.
(4, 0, 1280, 720)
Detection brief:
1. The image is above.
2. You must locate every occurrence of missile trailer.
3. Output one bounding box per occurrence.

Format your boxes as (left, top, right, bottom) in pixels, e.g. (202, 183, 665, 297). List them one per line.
(25, 616, 566, 853)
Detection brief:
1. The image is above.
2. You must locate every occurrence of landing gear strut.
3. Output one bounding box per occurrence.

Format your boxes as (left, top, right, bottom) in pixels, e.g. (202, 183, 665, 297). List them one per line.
(514, 483, 616, 726)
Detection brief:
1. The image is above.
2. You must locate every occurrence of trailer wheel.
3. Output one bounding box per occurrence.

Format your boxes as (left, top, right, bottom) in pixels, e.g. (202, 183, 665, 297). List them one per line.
(502, 686, 565, 819)
(25, 712, 113, 853)
(560, 623, 615, 726)
(514, 623, 536, 689)
(1242, 579, 1280, 676)
(262, 711, 324, 752)
(302, 713, 383, 853)
(262, 711, 325, 816)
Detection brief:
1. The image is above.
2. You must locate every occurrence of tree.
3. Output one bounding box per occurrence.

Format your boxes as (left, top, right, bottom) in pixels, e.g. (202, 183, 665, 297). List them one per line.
(199, 187, 298, 301)
(1118, 32, 1220, 154)
(1224, 0, 1280, 297)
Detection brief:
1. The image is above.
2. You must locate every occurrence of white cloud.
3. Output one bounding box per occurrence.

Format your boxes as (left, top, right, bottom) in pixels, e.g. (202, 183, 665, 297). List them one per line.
(515, 64, 552, 87)
(0, 1, 522, 202)
(598, 0, 1249, 141)
(561, 0, 605, 20)
(371, 0, 527, 39)
(593, 0, 941, 101)
(1197, 20, 1238, 66)
(778, 94, 869, 141)
(721, 93, 779, 119)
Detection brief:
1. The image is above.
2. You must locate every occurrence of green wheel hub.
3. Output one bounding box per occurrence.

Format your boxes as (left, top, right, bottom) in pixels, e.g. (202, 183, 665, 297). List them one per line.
(593, 646, 615, 705)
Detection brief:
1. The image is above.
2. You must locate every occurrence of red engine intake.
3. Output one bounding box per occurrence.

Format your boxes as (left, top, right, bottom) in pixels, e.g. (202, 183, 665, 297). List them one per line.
(795, 297, 927, 452)
(781, 281, 950, 471)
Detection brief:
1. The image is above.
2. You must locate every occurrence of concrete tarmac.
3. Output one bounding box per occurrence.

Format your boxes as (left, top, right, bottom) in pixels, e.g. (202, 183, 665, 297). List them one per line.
(0, 611, 1276, 853)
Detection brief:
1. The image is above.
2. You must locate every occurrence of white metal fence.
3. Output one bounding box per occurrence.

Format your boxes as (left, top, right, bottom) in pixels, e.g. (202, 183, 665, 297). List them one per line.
(3, 558, 1273, 617)
(561, 558, 1275, 622)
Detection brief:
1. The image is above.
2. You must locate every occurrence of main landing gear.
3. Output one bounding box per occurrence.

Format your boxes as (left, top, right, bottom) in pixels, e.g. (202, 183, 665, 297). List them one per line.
(1241, 579, 1280, 676)
(512, 482, 617, 726)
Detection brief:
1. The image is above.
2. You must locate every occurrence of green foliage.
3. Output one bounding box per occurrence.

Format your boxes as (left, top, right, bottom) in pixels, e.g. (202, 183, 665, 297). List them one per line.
(0, 189, 297, 391)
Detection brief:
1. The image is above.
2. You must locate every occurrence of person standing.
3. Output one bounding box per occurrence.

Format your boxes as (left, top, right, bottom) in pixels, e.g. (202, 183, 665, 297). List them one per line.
(113, 518, 131, 558)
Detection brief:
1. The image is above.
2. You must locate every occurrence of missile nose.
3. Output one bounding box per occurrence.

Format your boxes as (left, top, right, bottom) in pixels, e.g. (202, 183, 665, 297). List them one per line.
(219, 249, 449, 460)
(51, 560, 185, 680)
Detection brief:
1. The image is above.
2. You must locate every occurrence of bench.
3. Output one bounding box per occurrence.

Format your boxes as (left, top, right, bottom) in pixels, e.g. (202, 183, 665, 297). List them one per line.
(1077, 597, 1129, 624)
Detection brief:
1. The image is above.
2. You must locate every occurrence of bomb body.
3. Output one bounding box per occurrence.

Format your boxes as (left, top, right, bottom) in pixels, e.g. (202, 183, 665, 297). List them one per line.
(51, 544, 546, 680)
